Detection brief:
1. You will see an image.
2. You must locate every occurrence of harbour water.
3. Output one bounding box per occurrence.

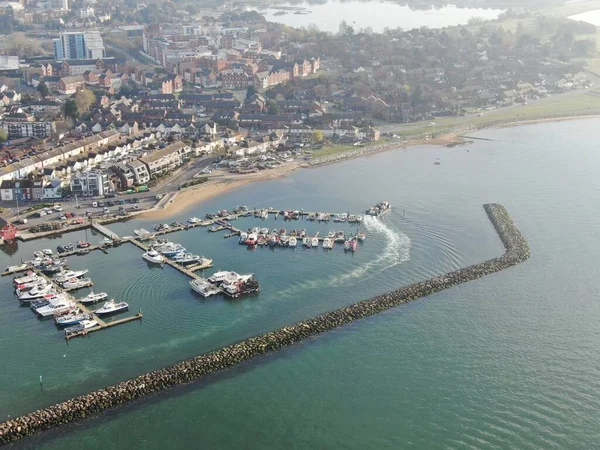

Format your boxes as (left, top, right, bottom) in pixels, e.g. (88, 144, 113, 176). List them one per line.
(255, 1, 504, 33)
(3, 118, 600, 448)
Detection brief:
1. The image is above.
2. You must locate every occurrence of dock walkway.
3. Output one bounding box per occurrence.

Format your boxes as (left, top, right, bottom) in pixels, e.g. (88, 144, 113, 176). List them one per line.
(91, 222, 120, 240)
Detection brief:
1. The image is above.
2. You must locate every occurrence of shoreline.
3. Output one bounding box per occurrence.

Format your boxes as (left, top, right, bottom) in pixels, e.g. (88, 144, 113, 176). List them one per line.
(139, 113, 600, 220)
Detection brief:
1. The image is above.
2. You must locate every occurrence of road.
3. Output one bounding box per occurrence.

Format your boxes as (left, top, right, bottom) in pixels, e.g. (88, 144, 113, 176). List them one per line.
(0, 155, 219, 229)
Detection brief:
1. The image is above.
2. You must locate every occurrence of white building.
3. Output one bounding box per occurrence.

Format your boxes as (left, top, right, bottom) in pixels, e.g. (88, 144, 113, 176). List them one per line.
(70, 170, 109, 196)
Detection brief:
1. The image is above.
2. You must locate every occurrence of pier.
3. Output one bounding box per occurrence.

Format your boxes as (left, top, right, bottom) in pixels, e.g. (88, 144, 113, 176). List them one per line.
(91, 222, 121, 240)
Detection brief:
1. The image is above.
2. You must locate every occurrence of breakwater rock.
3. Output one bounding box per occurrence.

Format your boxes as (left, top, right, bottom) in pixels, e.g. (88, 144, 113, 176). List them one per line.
(0, 204, 529, 445)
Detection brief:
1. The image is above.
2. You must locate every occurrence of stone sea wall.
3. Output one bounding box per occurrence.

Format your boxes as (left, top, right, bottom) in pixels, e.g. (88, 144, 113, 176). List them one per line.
(0, 204, 529, 445)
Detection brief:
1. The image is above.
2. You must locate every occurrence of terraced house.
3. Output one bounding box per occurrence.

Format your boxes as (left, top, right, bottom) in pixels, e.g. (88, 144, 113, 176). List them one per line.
(139, 142, 191, 177)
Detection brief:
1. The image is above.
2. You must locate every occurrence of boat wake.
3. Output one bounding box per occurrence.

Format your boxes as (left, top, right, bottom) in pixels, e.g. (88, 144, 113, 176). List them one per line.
(329, 215, 410, 285)
(278, 215, 411, 298)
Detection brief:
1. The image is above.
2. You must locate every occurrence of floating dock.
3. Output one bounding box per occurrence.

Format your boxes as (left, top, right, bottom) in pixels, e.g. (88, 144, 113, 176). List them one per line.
(33, 271, 142, 340)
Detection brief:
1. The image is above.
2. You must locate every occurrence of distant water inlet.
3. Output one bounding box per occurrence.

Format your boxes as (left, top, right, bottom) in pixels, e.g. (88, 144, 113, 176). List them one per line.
(0, 204, 529, 445)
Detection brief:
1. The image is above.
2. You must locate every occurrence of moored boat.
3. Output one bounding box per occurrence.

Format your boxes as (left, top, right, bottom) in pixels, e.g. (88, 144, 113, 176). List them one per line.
(189, 279, 221, 297)
(62, 277, 93, 291)
(94, 299, 129, 316)
(288, 236, 297, 248)
(55, 311, 91, 326)
(142, 249, 164, 265)
(54, 269, 89, 284)
(64, 319, 98, 335)
(322, 237, 334, 249)
(344, 237, 358, 252)
(311, 237, 319, 247)
(6, 264, 27, 273)
(302, 237, 311, 248)
(18, 283, 53, 301)
(187, 217, 201, 224)
(221, 273, 260, 298)
(79, 291, 108, 304)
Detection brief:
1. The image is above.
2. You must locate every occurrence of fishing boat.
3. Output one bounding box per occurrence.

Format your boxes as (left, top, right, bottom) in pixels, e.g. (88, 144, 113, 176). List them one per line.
(6, 264, 27, 273)
(238, 232, 248, 244)
(302, 237, 311, 248)
(79, 291, 108, 304)
(76, 241, 91, 248)
(187, 217, 201, 224)
(55, 311, 90, 326)
(221, 274, 260, 298)
(62, 277, 93, 290)
(94, 299, 129, 316)
(64, 319, 99, 335)
(366, 201, 391, 216)
(189, 279, 221, 297)
(0, 222, 18, 243)
(322, 238, 334, 249)
(18, 284, 54, 301)
(246, 234, 258, 248)
(54, 269, 89, 284)
(311, 237, 319, 247)
(142, 249, 164, 265)
(288, 236, 297, 248)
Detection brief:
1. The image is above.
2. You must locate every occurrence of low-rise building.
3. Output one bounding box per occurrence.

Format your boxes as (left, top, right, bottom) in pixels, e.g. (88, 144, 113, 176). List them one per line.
(139, 141, 190, 177)
(127, 159, 151, 185)
(70, 170, 110, 196)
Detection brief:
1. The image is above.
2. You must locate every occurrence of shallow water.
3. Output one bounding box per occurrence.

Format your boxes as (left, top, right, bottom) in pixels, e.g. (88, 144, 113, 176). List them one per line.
(3, 119, 600, 449)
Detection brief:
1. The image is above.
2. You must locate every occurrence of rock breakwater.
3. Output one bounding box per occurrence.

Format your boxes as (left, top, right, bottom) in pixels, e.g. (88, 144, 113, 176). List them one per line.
(0, 204, 529, 445)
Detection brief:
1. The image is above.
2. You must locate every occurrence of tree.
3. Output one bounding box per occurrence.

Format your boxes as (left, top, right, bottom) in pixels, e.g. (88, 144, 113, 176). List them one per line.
(245, 85, 257, 101)
(312, 130, 324, 143)
(4, 32, 42, 57)
(0, 129, 7, 143)
(37, 81, 49, 98)
(266, 99, 279, 115)
(118, 80, 138, 98)
(63, 99, 78, 120)
(74, 88, 95, 115)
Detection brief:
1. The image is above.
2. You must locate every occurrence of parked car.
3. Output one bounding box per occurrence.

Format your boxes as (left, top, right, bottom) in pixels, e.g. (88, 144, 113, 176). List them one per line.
(132, 205, 140, 210)
(103, 207, 109, 214)
(97, 201, 104, 207)
(107, 200, 114, 207)
(132, 198, 140, 203)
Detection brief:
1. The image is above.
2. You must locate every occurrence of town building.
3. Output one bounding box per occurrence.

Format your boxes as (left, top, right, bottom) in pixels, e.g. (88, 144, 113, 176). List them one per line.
(53, 31, 106, 61)
(69, 170, 110, 196)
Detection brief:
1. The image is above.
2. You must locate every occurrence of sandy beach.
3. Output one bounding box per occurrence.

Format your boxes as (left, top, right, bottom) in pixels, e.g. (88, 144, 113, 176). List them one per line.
(137, 162, 302, 220)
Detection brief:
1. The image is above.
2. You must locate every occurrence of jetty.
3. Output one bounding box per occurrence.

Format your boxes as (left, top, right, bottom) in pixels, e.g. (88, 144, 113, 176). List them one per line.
(91, 222, 121, 240)
(33, 271, 143, 340)
(0, 204, 530, 445)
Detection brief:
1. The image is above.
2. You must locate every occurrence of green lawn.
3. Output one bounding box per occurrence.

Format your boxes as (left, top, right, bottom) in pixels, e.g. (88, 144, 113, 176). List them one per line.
(313, 140, 385, 158)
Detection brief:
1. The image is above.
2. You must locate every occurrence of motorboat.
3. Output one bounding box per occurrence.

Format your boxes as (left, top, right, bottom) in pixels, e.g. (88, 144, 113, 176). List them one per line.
(64, 319, 98, 335)
(36, 298, 75, 317)
(6, 264, 27, 273)
(302, 237, 311, 248)
(357, 232, 366, 242)
(260, 210, 269, 220)
(57, 243, 74, 253)
(322, 238, 334, 249)
(189, 279, 221, 297)
(54, 269, 89, 284)
(366, 202, 391, 216)
(311, 237, 319, 247)
(173, 253, 207, 265)
(348, 214, 363, 223)
(42, 249, 53, 256)
(208, 271, 239, 285)
(246, 234, 258, 248)
(288, 236, 297, 248)
(327, 230, 335, 238)
(76, 248, 90, 255)
(15, 277, 46, 292)
(187, 217, 201, 224)
(18, 283, 54, 301)
(238, 232, 248, 244)
(260, 227, 269, 235)
(221, 274, 260, 298)
(77, 241, 91, 248)
(55, 311, 91, 326)
(142, 249, 164, 265)
(134, 228, 150, 237)
(13, 271, 38, 287)
(298, 229, 306, 238)
(62, 277, 93, 290)
(307, 213, 316, 221)
(41, 264, 65, 275)
(94, 299, 129, 316)
(79, 291, 108, 304)
(157, 244, 185, 257)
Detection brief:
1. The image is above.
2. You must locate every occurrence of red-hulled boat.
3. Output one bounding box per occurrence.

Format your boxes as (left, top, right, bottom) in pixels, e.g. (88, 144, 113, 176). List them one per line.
(0, 223, 18, 244)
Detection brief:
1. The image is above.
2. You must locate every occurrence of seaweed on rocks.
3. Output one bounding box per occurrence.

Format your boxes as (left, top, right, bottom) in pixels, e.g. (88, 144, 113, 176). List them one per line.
(0, 204, 529, 445)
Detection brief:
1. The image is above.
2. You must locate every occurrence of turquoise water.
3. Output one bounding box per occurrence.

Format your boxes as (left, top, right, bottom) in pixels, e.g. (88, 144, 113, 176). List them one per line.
(3, 119, 600, 448)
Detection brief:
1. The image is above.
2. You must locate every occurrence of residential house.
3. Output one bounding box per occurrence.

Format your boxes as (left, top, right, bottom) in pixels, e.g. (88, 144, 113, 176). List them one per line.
(126, 159, 150, 185)
(70, 170, 110, 196)
(43, 179, 63, 199)
(140, 141, 190, 177)
(57, 75, 86, 94)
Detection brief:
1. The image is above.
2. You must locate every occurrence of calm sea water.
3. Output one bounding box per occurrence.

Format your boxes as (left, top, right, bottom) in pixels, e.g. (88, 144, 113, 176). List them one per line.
(255, 1, 504, 33)
(3, 119, 600, 449)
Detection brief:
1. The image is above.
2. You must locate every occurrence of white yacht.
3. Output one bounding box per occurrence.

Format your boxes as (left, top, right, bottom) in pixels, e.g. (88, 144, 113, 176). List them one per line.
(187, 217, 201, 224)
(6, 264, 28, 273)
(36, 299, 75, 317)
(94, 300, 129, 316)
(311, 237, 319, 247)
(64, 319, 99, 335)
(302, 237, 311, 248)
(42, 249, 53, 256)
(189, 279, 221, 297)
(54, 269, 89, 284)
(62, 277, 93, 290)
(238, 232, 248, 244)
(208, 271, 239, 285)
(18, 283, 53, 301)
(15, 277, 46, 292)
(79, 291, 108, 304)
(288, 236, 297, 248)
(55, 311, 91, 326)
(322, 237, 334, 249)
(13, 272, 38, 286)
(142, 249, 164, 265)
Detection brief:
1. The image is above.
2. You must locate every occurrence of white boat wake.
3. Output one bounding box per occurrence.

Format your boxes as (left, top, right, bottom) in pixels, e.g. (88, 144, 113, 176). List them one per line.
(329, 215, 410, 285)
(278, 215, 411, 298)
